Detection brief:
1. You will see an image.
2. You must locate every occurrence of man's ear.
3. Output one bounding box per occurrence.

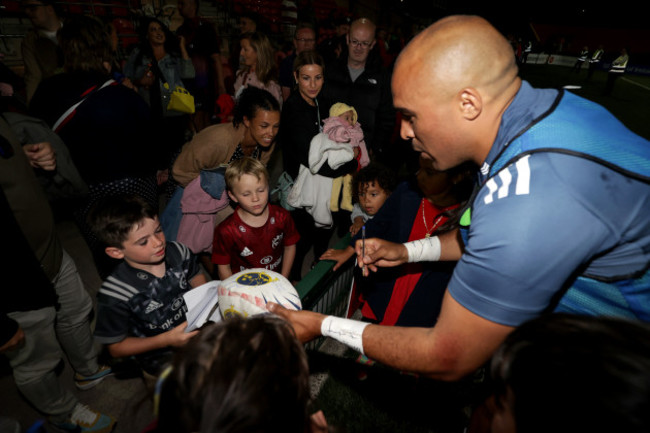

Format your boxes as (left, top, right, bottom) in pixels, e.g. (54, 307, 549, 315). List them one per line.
(458, 87, 482, 121)
(105, 246, 125, 260)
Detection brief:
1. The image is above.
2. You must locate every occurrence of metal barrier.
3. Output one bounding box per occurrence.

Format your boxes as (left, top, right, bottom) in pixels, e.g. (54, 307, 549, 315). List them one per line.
(296, 233, 355, 350)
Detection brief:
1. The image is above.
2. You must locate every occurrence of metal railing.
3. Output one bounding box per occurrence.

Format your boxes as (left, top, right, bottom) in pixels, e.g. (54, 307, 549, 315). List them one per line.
(296, 234, 355, 350)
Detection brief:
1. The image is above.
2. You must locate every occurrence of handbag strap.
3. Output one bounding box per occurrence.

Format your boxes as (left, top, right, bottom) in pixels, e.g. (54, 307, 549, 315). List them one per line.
(149, 60, 170, 87)
(52, 79, 116, 132)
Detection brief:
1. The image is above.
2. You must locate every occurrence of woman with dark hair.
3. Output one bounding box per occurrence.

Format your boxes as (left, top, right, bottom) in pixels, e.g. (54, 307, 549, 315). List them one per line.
(124, 17, 195, 167)
(233, 31, 282, 107)
(28, 15, 161, 277)
(153, 315, 328, 433)
(279, 49, 358, 282)
(169, 86, 281, 273)
(172, 86, 280, 186)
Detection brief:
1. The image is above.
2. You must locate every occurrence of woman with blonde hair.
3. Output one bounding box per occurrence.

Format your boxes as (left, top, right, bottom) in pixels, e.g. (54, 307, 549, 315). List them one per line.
(234, 31, 282, 106)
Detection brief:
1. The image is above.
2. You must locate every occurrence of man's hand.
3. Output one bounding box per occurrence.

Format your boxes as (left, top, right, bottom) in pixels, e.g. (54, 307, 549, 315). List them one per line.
(23, 142, 56, 171)
(354, 237, 409, 273)
(164, 321, 199, 347)
(267, 302, 326, 343)
(0, 327, 25, 353)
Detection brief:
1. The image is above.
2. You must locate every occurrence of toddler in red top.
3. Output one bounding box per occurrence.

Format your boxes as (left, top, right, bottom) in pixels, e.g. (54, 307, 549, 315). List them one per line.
(212, 157, 299, 281)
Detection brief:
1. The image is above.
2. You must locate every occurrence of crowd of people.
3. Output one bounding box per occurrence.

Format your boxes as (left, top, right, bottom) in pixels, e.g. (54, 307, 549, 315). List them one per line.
(2, 2, 650, 433)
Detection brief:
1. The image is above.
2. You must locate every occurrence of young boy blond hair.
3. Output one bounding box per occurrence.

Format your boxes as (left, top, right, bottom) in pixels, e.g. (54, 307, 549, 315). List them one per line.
(88, 194, 207, 376)
(212, 157, 299, 281)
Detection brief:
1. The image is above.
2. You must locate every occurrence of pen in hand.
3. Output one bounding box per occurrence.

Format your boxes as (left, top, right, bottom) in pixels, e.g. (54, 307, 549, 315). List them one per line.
(361, 225, 368, 277)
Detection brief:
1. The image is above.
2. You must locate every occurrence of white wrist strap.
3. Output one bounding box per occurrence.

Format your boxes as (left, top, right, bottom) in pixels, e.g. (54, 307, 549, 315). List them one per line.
(321, 316, 369, 354)
(405, 236, 441, 263)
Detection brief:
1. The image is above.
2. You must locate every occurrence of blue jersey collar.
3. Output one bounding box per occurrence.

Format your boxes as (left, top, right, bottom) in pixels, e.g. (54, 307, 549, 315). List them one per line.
(479, 81, 559, 183)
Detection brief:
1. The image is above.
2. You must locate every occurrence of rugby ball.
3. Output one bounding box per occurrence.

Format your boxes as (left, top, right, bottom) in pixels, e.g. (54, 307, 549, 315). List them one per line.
(218, 268, 302, 318)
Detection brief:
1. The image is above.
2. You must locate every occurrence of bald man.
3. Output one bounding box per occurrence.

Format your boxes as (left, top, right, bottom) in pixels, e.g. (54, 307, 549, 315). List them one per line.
(270, 15, 650, 381)
(320, 18, 396, 168)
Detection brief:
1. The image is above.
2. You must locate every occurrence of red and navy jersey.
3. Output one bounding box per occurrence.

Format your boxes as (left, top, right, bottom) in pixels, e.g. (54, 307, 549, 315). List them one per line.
(212, 204, 299, 273)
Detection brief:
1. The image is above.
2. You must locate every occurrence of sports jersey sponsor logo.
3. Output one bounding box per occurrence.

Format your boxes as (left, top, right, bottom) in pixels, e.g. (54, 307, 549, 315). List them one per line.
(269, 256, 282, 270)
(240, 247, 253, 257)
(144, 300, 163, 314)
(159, 309, 185, 330)
(137, 272, 149, 280)
(270, 217, 276, 225)
(271, 233, 283, 249)
(171, 297, 184, 311)
(483, 155, 531, 204)
(260, 255, 273, 265)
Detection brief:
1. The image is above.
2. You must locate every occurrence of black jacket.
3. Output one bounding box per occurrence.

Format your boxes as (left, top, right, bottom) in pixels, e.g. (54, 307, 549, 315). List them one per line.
(279, 92, 357, 180)
(320, 51, 395, 160)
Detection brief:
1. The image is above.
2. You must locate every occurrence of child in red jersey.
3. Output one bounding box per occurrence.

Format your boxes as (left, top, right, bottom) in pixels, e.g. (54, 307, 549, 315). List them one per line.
(212, 157, 299, 280)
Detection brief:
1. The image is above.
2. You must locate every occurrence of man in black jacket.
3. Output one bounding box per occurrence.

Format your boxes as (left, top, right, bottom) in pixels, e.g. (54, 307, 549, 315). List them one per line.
(321, 18, 397, 169)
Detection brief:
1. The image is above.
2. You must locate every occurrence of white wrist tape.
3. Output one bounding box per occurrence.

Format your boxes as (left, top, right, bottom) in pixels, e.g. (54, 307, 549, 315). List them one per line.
(321, 316, 369, 355)
(405, 236, 441, 263)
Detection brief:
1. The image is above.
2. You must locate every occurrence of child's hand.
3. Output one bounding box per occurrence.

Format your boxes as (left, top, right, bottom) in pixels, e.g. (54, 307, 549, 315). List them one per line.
(350, 219, 364, 236)
(165, 321, 199, 347)
(320, 248, 354, 271)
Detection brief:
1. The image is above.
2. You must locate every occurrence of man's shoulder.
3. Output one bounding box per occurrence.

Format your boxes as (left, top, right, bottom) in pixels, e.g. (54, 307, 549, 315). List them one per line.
(475, 151, 646, 224)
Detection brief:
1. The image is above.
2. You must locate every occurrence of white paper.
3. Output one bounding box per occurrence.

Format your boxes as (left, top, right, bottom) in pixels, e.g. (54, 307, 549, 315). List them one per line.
(184, 280, 222, 331)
